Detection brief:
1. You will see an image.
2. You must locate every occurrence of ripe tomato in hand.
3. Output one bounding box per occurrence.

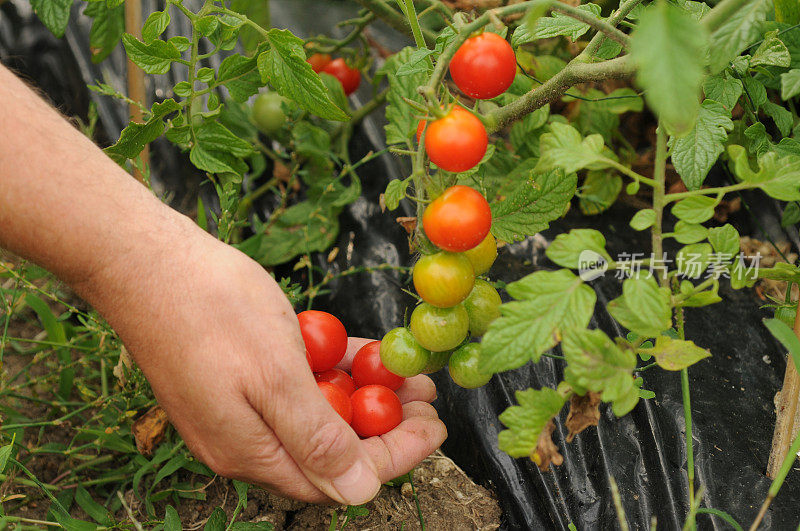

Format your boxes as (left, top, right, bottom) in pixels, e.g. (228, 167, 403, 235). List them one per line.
(317, 381, 353, 424)
(379, 328, 430, 378)
(413, 252, 474, 308)
(307, 53, 332, 73)
(463, 232, 498, 276)
(350, 385, 403, 437)
(351, 341, 405, 390)
(297, 310, 347, 372)
(314, 368, 356, 396)
(450, 32, 516, 100)
(409, 303, 469, 353)
(321, 58, 361, 95)
(423, 185, 492, 252)
(424, 107, 487, 172)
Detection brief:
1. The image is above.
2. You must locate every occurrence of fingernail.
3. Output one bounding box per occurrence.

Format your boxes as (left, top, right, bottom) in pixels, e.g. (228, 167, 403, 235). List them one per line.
(332, 460, 381, 505)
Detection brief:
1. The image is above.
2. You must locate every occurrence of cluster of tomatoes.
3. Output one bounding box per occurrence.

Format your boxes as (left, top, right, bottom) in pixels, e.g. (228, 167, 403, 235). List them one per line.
(308, 53, 361, 96)
(298, 310, 406, 438)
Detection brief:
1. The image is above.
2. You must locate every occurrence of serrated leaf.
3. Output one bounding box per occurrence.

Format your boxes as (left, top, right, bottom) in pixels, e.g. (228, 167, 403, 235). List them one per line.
(490, 168, 577, 242)
(673, 220, 708, 244)
(579, 170, 622, 215)
(646, 336, 711, 370)
(546, 229, 612, 269)
(513, 3, 602, 46)
(762, 102, 793, 138)
(668, 100, 733, 190)
(702, 73, 743, 112)
(497, 387, 566, 458)
(381, 47, 429, 145)
(751, 31, 792, 68)
(105, 99, 181, 163)
(671, 196, 718, 223)
(257, 29, 347, 121)
(630, 209, 656, 230)
(607, 276, 672, 338)
(142, 10, 170, 44)
(743, 76, 767, 111)
(707, 223, 740, 256)
(781, 69, 800, 99)
(396, 48, 435, 76)
(709, 0, 770, 74)
(383, 178, 409, 211)
(562, 328, 639, 416)
(216, 53, 263, 103)
(122, 34, 181, 75)
(630, 2, 707, 135)
(30, 0, 71, 38)
(536, 123, 608, 173)
(728, 145, 800, 200)
(83, 1, 125, 63)
(676, 242, 713, 278)
(481, 270, 596, 372)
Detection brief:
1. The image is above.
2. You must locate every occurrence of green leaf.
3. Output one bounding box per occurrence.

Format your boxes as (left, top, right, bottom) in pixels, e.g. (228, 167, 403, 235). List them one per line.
(758, 262, 800, 283)
(630, 1, 707, 135)
(751, 31, 792, 68)
(762, 102, 793, 138)
(645, 336, 711, 370)
(396, 48, 435, 76)
(707, 223, 740, 256)
(257, 29, 347, 121)
(743, 76, 767, 111)
(702, 73, 743, 112)
(676, 0, 711, 20)
(0, 440, 13, 474)
(490, 168, 577, 242)
(728, 145, 800, 200)
(74, 487, 112, 526)
(763, 318, 800, 374)
(536, 123, 608, 173)
(513, 3, 602, 46)
(30, 0, 71, 38)
(383, 178, 410, 211)
(630, 209, 656, 230)
(142, 10, 170, 44)
(230, 0, 270, 53)
(781, 69, 800, 99)
(668, 100, 734, 190)
(562, 328, 639, 416)
(607, 275, 672, 338)
(204, 508, 226, 531)
(163, 506, 182, 531)
(217, 53, 264, 103)
(83, 1, 125, 63)
(497, 387, 566, 458)
(708, 0, 769, 74)
(121, 34, 181, 75)
(672, 220, 708, 244)
(678, 279, 723, 307)
(105, 99, 180, 163)
(781, 202, 800, 227)
(578, 171, 622, 215)
(381, 47, 429, 145)
(671, 196, 718, 223)
(675, 243, 713, 278)
(546, 229, 612, 269)
(481, 270, 596, 372)
(776, 0, 800, 24)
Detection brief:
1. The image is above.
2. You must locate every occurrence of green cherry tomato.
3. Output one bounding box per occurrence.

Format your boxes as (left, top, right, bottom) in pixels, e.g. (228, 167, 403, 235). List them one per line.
(464, 279, 502, 336)
(409, 303, 469, 352)
(463, 232, 498, 276)
(380, 327, 431, 378)
(413, 252, 475, 308)
(422, 349, 452, 374)
(252, 92, 287, 136)
(448, 343, 492, 389)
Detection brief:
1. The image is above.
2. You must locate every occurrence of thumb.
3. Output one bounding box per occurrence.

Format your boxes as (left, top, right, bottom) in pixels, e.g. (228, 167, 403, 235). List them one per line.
(264, 346, 382, 505)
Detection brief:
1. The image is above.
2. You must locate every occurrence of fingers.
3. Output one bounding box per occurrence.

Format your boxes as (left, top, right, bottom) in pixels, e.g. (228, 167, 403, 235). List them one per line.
(396, 375, 437, 403)
(337, 336, 375, 371)
(360, 401, 447, 483)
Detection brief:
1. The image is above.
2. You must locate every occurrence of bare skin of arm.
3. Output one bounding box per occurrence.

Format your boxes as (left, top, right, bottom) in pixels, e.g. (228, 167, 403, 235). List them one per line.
(0, 63, 446, 505)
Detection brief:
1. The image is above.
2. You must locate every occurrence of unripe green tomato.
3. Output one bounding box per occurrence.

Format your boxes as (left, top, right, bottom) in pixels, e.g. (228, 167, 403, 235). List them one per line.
(252, 92, 287, 136)
(379, 327, 431, 377)
(463, 232, 498, 276)
(422, 349, 452, 374)
(464, 279, 502, 336)
(409, 303, 469, 352)
(448, 343, 492, 389)
(413, 252, 475, 308)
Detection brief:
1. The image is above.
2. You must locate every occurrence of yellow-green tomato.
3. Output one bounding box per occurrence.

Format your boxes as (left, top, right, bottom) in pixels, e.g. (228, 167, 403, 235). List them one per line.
(463, 232, 498, 276)
(463, 279, 502, 336)
(448, 343, 492, 389)
(422, 349, 452, 374)
(252, 92, 287, 136)
(409, 303, 469, 352)
(379, 327, 430, 377)
(413, 252, 475, 308)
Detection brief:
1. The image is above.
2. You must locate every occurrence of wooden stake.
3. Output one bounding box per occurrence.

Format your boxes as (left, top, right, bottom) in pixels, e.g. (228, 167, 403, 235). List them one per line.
(766, 302, 800, 479)
(124, 0, 149, 184)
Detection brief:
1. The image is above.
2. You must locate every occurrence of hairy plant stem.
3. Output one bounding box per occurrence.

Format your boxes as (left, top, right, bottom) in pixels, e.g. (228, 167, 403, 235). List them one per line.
(582, 0, 644, 57)
(678, 308, 696, 512)
(665, 182, 754, 203)
(549, 3, 630, 48)
(651, 126, 667, 285)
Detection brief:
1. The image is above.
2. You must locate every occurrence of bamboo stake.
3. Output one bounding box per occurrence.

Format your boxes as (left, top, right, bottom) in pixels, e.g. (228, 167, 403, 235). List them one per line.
(124, 0, 148, 184)
(766, 302, 800, 479)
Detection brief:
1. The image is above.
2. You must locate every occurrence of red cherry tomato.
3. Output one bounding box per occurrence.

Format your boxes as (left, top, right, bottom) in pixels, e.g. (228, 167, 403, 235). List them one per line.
(424, 107, 487, 173)
(297, 310, 348, 372)
(314, 368, 357, 396)
(449, 32, 517, 100)
(351, 341, 405, 390)
(422, 185, 492, 252)
(307, 53, 332, 73)
(321, 58, 361, 95)
(350, 385, 403, 438)
(317, 381, 353, 424)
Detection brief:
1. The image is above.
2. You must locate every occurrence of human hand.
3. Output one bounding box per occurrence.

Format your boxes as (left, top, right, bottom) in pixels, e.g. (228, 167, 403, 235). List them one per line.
(82, 230, 446, 505)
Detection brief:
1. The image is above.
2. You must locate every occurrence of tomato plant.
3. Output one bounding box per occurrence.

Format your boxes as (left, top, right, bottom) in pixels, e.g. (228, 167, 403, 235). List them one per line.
(463, 280, 502, 337)
(379, 327, 431, 378)
(317, 381, 353, 424)
(413, 251, 474, 308)
(352, 340, 405, 390)
(448, 343, 492, 389)
(422, 185, 492, 252)
(314, 368, 357, 396)
(409, 303, 469, 353)
(449, 32, 517, 100)
(321, 58, 361, 95)
(350, 385, 403, 438)
(424, 107, 488, 173)
(297, 310, 348, 372)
